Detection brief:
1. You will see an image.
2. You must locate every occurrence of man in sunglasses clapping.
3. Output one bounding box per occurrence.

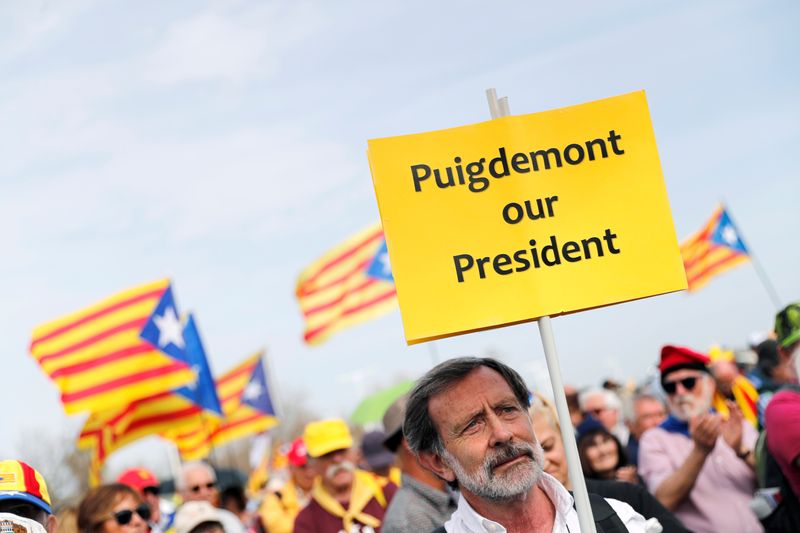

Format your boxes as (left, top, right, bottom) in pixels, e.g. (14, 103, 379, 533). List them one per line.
(638, 345, 762, 533)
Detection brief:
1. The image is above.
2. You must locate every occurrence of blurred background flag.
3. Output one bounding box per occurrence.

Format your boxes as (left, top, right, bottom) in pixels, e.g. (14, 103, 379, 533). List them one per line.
(168, 352, 279, 459)
(79, 313, 222, 483)
(211, 352, 279, 447)
(680, 205, 750, 292)
(29, 279, 195, 414)
(296, 223, 397, 345)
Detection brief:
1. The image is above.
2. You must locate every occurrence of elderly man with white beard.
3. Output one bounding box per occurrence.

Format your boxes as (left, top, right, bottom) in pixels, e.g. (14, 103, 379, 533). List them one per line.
(638, 345, 762, 533)
(294, 418, 397, 533)
(403, 357, 646, 533)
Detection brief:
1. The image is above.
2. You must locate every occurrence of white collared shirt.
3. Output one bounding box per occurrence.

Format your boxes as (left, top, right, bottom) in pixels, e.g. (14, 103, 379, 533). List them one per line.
(443, 473, 647, 533)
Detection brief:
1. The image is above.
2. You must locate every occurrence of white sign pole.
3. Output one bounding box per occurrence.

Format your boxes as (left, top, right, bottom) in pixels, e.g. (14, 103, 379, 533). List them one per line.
(486, 89, 597, 533)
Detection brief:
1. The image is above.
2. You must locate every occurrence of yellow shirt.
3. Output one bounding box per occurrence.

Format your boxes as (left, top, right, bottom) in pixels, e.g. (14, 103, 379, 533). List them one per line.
(259, 478, 308, 533)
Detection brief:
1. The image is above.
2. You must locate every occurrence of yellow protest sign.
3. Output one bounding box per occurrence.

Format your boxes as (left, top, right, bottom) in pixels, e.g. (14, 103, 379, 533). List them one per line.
(368, 90, 687, 344)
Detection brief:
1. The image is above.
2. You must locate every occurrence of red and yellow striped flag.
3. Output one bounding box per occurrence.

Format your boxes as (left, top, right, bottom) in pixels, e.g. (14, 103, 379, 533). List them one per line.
(167, 353, 278, 458)
(79, 391, 205, 484)
(30, 280, 195, 414)
(680, 205, 750, 292)
(296, 223, 397, 344)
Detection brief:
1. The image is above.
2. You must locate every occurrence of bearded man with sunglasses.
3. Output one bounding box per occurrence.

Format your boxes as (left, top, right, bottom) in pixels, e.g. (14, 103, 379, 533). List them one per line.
(177, 462, 246, 533)
(638, 345, 762, 533)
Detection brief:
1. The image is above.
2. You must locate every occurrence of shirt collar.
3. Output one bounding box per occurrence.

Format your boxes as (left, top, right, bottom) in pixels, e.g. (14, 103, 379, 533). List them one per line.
(448, 472, 570, 533)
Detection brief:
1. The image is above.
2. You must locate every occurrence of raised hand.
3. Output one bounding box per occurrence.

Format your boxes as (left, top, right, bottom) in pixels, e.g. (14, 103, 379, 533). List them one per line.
(615, 465, 639, 484)
(689, 412, 720, 453)
(721, 400, 744, 453)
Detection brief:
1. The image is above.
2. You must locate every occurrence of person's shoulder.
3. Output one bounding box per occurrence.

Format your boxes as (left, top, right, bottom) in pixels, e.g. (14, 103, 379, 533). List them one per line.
(602, 497, 648, 533)
(293, 502, 316, 530)
(638, 426, 670, 447)
(382, 480, 399, 501)
(768, 388, 800, 407)
(765, 389, 800, 420)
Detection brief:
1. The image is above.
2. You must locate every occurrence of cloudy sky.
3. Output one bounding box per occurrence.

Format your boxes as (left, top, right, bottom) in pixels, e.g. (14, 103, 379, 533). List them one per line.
(2, 1, 798, 471)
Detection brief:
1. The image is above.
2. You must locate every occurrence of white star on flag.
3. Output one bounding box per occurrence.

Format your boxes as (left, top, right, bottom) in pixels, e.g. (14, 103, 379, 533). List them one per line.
(154, 307, 185, 349)
(379, 251, 392, 275)
(722, 224, 738, 246)
(243, 381, 264, 401)
(187, 364, 202, 390)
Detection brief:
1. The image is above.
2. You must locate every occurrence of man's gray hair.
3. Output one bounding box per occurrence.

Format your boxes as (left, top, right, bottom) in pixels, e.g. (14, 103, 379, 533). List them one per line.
(579, 388, 621, 412)
(403, 357, 531, 455)
(176, 461, 217, 492)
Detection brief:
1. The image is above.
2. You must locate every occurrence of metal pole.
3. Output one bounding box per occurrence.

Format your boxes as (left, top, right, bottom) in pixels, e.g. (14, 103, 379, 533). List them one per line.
(486, 88, 597, 533)
(723, 203, 782, 310)
(427, 341, 440, 366)
(539, 317, 597, 533)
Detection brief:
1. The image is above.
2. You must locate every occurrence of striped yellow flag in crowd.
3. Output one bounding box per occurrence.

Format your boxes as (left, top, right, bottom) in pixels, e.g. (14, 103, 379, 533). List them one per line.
(296, 223, 397, 344)
(29, 279, 195, 414)
(166, 352, 278, 459)
(680, 204, 750, 291)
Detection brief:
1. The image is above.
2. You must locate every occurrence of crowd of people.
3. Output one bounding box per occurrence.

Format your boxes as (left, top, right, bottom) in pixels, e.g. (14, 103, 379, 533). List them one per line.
(2, 302, 799, 532)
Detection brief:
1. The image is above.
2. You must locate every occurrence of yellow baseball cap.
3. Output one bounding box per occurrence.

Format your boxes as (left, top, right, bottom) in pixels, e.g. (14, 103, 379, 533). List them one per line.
(0, 460, 52, 514)
(303, 419, 353, 458)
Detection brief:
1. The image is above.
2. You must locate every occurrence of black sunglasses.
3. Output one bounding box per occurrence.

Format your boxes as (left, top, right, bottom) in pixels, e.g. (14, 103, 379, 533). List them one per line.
(662, 376, 698, 395)
(110, 504, 151, 525)
(189, 482, 216, 493)
(142, 486, 160, 497)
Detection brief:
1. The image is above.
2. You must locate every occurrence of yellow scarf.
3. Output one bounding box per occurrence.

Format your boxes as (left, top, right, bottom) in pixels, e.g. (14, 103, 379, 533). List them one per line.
(311, 469, 385, 531)
(713, 374, 759, 427)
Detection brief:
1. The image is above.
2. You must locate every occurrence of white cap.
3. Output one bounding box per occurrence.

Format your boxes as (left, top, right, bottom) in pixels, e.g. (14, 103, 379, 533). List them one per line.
(0, 513, 47, 533)
(173, 502, 222, 533)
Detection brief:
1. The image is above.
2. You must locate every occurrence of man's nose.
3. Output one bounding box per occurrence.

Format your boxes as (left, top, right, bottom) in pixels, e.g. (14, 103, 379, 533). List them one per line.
(487, 414, 514, 446)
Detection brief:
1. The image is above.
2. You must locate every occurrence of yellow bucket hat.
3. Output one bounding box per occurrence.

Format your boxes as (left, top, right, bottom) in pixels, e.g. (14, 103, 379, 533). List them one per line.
(303, 419, 353, 458)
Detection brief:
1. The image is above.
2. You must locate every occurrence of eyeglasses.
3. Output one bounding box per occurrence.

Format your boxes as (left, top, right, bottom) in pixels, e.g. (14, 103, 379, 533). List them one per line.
(189, 482, 217, 493)
(662, 376, 699, 395)
(142, 486, 160, 497)
(585, 407, 609, 417)
(110, 504, 151, 526)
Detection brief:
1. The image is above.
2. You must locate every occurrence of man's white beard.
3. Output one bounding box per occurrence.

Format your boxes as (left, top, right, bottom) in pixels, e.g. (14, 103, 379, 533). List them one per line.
(669, 378, 713, 421)
(441, 440, 544, 502)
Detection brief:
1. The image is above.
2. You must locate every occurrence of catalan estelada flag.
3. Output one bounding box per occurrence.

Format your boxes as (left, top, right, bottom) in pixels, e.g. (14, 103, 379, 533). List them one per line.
(78, 313, 223, 483)
(296, 223, 397, 344)
(167, 353, 278, 458)
(680, 205, 750, 292)
(30, 280, 196, 414)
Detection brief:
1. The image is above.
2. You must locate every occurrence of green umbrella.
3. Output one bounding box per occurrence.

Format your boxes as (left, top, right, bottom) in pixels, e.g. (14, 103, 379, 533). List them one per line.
(350, 379, 416, 425)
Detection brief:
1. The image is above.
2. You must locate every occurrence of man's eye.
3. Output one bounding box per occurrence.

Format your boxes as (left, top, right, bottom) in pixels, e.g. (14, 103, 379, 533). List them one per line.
(462, 419, 482, 433)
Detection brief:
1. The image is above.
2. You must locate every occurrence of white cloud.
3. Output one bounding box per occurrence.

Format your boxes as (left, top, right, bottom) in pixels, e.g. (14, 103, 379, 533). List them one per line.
(144, 2, 323, 85)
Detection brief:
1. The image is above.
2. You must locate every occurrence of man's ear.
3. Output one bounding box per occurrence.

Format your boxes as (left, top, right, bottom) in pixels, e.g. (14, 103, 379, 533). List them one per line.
(46, 514, 58, 533)
(417, 450, 456, 483)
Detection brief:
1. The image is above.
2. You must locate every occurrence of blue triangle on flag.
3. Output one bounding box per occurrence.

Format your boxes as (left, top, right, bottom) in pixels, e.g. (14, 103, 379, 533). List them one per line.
(710, 209, 749, 254)
(241, 359, 276, 416)
(140, 284, 190, 363)
(175, 314, 223, 416)
(365, 240, 394, 282)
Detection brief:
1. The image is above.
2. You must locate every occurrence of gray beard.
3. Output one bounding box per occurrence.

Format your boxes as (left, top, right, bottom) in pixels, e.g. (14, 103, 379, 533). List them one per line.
(441, 440, 544, 502)
(669, 382, 713, 422)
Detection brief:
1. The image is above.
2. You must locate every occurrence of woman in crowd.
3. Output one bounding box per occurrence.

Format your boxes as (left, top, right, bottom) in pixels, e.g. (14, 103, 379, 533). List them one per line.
(77, 483, 149, 533)
(576, 416, 641, 484)
(530, 393, 689, 533)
